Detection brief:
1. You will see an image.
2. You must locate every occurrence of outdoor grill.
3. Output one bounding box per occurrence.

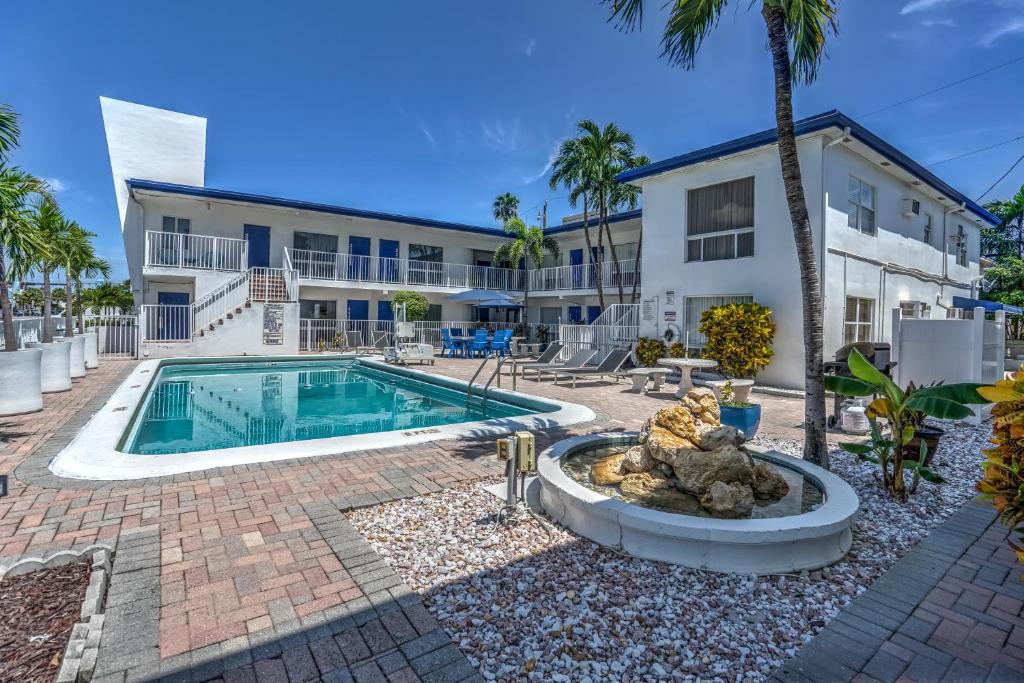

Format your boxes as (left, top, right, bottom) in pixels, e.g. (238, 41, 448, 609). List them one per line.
(824, 342, 897, 429)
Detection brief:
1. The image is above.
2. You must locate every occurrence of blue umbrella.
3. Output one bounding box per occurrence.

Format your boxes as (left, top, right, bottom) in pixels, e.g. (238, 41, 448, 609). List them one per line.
(447, 289, 520, 305)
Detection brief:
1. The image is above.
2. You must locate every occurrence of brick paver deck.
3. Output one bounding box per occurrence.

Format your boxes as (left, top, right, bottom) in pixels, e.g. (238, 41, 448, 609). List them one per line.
(775, 501, 1024, 683)
(0, 354, 861, 681)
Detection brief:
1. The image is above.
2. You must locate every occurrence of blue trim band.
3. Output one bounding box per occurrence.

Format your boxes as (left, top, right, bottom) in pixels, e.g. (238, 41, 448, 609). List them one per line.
(616, 110, 1000, 227)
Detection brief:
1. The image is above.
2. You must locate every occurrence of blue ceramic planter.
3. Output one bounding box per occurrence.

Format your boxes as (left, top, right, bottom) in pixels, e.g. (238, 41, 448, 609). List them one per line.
(719, 403, 761, 439)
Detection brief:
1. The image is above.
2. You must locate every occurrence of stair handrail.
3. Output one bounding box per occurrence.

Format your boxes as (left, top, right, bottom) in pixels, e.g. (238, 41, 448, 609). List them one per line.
(193, 269, 251, 334)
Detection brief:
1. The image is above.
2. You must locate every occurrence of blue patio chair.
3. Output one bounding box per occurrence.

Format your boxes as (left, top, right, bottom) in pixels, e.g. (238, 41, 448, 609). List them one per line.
(468, 329, 490, 357)
(451, 327, 465, 337)
(440, 328, 461, 358)
(489, 329, 512, 357)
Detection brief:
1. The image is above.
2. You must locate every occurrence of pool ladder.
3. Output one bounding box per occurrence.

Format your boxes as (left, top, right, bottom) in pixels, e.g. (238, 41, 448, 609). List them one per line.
(466, 354, 518, 411)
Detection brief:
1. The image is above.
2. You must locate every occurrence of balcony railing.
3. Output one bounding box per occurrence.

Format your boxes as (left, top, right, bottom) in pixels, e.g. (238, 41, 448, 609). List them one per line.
(298, 318, 554, 351)
(528, 259, 640, 292)
(288, 248, 524, 291)
(145, 231, 247, 271)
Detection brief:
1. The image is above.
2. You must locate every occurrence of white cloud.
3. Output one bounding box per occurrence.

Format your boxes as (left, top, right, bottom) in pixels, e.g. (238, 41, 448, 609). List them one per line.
(481, 119, 523, 152)
(900, 0, 954, 14)
(522, 141, 563, 184)
(921, 18, 956, 27)
(523, 38, 537, 57)
(45, 177, 67, 193)
(417, 121, 437, 149)
(980, 16, 1024, 45)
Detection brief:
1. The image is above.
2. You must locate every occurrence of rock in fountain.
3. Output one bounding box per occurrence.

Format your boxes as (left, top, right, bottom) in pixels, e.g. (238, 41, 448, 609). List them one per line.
(589, 387, 789, 518)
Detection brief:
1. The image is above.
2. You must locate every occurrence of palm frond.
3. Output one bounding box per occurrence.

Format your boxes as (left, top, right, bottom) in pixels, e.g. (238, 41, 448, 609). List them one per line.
(0, 104, 20, 162)
(604, 0, 644, 31)
(661, 0, 730, 70)
(780, 0, 838, 84)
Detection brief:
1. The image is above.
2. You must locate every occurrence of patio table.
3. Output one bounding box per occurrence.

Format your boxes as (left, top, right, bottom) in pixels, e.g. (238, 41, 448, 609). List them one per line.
(657, 358, 718, 398)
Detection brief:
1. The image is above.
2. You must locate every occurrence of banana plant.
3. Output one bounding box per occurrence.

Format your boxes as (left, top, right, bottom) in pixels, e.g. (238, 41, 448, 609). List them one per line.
(824, 348, 991, 499)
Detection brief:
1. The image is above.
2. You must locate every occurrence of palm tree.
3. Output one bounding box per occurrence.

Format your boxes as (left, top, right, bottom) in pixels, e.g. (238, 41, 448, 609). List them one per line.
(984, 186, 1024, 259)
(59, 222, 99, 338)
(609, 153, 650, 304)
(493, 193, 520, 224)
(84, 280, 134, 315)
(602, 0, 837, 467)
(67, 232, 110, 333)
(0, 105, 50, 351)
(494, 216, 561, 329)
(550, 136, 604, 309)
(28, 198, 68, 343)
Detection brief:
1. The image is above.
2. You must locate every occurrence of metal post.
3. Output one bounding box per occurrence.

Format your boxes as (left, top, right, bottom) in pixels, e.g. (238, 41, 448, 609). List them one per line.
(505, 434, 518, 506)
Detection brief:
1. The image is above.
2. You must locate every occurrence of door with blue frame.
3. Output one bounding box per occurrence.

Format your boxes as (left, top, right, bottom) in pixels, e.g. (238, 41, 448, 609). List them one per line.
(378, 240, 399, 283)
(587, 306, 602, 324)
(347, 299, 369, 346)
(570, 249, 584, 289)
(157, 291, 191, 340)
(376, 300, 394, 346)
(244, 225, 271, 268)
(349, 236, 371, 281)
(568, 306, 583, 324)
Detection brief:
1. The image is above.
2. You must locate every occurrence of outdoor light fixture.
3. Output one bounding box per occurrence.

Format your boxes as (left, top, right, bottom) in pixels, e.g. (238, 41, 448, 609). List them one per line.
(0, 475, 7, 498)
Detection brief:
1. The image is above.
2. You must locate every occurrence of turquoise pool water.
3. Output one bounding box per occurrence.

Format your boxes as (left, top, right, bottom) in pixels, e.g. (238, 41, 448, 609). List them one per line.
(124, 359, 536, 455)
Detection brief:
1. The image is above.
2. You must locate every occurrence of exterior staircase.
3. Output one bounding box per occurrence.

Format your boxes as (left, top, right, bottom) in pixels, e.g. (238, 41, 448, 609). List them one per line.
(192, 267, 296, 338)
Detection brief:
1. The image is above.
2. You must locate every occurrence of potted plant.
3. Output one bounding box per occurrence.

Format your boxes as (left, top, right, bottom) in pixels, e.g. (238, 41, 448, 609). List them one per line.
(699, 302, 776, 402)
(718, 380, 761, 439)
(901, 392, 945, 467)
(826, 348, 990, 499)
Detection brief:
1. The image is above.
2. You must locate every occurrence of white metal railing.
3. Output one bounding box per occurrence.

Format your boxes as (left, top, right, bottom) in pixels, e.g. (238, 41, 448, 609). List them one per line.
(590, 303, 640, 328)
(249, 267, 297, 302)
(288, 248, 524, 291)
(298, 319, 550, 351)
(84, 315, 139, 359)
(194, 270, 251, 332)
(145, 231, 247, 271)
(0, 315, 68, 350)
(141, 305, 192, 342)
(557, 322, 640, 361)
(528, 260, 640, 292)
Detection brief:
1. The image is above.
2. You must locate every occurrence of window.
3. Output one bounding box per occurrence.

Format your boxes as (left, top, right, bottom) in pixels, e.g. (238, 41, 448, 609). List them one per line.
(847, 177, 876, 235)
(686, 177, 755, 262)
(899, 301, 931, 319)
(923, 213, 933, 245)
(424, 304, 442, 322)
(299, 300, 337, 320)
(955, 225, 968, 267)
(409, 244, 443, 262)
(684, 295, 754, 347)
(540, 307, 562, 325)
(844, 296, 874, 344)
(293, 232, 338, 253)
(162, 216, 190, 234)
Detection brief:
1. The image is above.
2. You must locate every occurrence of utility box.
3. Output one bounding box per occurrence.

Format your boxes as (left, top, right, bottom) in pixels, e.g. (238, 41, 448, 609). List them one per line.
(496, 437, 512, 461)
(515, 431, 535, 472)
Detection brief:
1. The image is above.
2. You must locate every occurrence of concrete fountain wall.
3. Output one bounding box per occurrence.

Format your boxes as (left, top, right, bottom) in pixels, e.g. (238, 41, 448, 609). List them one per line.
(536, 432, 859, 575)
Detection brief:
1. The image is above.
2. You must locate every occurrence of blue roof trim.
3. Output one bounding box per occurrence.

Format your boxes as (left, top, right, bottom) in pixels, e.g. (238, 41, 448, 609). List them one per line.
(126, 179, 507, 237)
(616, 110, 1000, 227)
(953, 296, 1023, 316)
(547, 208, 642, 235)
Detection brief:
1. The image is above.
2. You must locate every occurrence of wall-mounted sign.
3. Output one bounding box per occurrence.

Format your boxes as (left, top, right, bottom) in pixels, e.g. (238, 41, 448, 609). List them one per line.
(664, 311, 677, 322)
(641, 298, 656, 322)
(665, 290, 676, 306)
(263, 304, 284, 345)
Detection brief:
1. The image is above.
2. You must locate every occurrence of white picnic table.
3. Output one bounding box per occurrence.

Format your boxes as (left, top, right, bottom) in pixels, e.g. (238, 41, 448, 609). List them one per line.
(657, 358, 718, 398)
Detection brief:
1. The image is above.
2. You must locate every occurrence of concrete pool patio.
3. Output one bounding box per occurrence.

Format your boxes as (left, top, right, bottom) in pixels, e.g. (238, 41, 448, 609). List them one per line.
(0, 357, 1019, 682)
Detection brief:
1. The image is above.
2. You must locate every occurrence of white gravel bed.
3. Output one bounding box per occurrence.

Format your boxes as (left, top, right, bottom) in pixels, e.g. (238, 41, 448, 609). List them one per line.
(348, 420, 988, 682)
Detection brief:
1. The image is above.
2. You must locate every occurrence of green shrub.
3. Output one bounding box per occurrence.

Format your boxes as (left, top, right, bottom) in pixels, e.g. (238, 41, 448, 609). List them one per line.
(668, 342, 686, 358)
(698, 302, 776, 378)
(635, 337, 666, 367)
(392, 291, 429, 322)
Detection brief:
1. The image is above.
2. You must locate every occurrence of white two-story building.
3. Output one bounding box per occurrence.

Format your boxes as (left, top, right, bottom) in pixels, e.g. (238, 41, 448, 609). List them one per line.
(100, 97, 641, 355)
(623, 110, 996, 388)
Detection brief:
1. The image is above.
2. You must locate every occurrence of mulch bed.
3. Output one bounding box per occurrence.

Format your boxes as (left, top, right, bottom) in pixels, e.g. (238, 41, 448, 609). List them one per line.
(0, 561, 91, 682)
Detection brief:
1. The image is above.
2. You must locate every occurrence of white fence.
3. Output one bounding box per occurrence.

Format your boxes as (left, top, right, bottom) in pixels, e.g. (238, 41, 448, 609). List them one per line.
(289, 248, 524, 291)
(1, 315, 138, 358)
(528, 260, 639, 292)
(145, 231, 247, 271)
(0, 316, 65, 349)
(891, 307, 1003, 422)
(141, 305, 192, 342)
(297, 319, 550, 352)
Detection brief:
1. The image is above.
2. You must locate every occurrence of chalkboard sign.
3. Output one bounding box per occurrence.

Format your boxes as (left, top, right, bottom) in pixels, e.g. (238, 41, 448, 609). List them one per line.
(263, 304, 284, 345)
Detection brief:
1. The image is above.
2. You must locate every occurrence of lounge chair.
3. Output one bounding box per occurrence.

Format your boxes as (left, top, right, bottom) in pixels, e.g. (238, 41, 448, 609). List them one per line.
(513, 340, 562, 366)
(524, 348, 597, 381)
(551, 347, 633, 388)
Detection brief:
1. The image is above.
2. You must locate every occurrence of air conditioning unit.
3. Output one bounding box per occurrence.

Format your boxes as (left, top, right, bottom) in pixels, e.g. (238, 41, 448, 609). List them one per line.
(903, 198, 921, 217)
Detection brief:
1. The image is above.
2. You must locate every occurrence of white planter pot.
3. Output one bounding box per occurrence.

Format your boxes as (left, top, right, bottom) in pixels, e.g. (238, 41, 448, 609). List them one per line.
(61, 335, 86, 378)
(27, 341, 72, 392)
(84, 330, 99, 369)
(706, 378, 755, 403)
(0, 349, 44, 415)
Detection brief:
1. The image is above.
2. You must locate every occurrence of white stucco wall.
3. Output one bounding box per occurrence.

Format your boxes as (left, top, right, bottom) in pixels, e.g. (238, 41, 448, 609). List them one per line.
(143, 302, 299, 358)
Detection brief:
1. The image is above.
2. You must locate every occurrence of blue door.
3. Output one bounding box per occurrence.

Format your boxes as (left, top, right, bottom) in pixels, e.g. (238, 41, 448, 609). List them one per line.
(347, 298, 369, 346)
(244, 225, 271, 268)
(349, 236, 370, 280)
(376, 300, 394, 342)
(570, 249, 583, 289)
(568, 305, 582, 324)
(587, 306, 601, 324)
(157, 291, 191, 340)
(378, 239, 399, 282)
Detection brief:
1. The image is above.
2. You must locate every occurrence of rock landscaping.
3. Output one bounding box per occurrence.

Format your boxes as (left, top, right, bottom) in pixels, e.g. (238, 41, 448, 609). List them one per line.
(349, 419, 990, 682)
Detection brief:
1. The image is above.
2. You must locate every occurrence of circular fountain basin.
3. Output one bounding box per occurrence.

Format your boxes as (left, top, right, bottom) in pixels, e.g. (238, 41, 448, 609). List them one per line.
(537, 433, 859, 574)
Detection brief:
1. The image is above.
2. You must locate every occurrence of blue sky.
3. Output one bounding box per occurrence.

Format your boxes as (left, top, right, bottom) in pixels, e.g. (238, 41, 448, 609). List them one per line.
(2, 0, 1023, 280)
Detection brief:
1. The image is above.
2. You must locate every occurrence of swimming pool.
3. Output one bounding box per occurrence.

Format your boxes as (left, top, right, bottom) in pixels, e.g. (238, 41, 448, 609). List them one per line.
(49, 355, 595, 480)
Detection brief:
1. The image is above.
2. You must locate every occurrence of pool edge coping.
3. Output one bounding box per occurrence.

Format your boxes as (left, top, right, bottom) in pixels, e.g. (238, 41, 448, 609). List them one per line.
(47, 355, 597, 481)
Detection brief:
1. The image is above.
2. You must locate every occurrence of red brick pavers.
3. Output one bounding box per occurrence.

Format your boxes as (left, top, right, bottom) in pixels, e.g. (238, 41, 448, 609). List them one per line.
(1, 354, 821, 679)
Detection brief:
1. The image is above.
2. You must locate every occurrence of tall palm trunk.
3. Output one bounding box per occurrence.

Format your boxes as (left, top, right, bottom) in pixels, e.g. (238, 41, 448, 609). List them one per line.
(596, 198, 608, 311)
(603, 218, 625, 303)
(64, 268, 74, 337)
(75, 279, 84, 333)
(41, 269, 54, 343)
(629, 225, 642, 304)
(763, 4, 828, 467)
(0, 254, 16, 351)
(580, 198, 605, 311)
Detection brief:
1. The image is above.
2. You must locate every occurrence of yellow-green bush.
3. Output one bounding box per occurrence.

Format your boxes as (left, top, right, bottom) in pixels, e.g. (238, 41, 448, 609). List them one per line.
(977, 373, 1024, 564)
(698, 302, 776, 378)
(635, 337, 666, 367)
(668, 342, 686, 358)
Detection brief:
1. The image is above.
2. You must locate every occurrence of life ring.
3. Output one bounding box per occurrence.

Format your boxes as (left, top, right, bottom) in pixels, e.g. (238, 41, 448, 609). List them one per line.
(663, 323, 681, 343)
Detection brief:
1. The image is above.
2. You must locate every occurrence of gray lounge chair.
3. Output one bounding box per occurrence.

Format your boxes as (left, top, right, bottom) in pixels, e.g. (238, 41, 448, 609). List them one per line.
(514, 341, 565, 376)
(524, 348, 597, 381)
(552, 347, 633, 388)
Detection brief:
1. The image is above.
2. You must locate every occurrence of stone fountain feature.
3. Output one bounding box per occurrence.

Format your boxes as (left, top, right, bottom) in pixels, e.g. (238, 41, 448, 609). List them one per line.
(535, 388, 859, 574)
